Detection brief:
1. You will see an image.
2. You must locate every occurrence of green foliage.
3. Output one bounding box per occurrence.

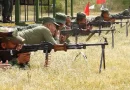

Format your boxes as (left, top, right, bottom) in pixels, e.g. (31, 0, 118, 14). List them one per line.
(39, 0, 129, 14)
(41, 0, 63, 13)
(109, 0, 130, 10)
(122, 0, 130, 9)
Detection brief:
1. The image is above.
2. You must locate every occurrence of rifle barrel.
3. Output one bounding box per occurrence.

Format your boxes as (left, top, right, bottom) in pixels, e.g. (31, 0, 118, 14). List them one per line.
(60, 28, 115, 35)
(114, 16, 130, 19)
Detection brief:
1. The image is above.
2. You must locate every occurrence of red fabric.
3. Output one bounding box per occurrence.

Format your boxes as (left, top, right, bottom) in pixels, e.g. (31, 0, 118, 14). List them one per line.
(84, 2, 90, 16)
(96, 0, 106, 4)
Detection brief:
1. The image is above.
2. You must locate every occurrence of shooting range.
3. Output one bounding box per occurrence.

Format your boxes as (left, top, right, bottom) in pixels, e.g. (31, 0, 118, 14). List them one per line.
(0, 0, 130, 89)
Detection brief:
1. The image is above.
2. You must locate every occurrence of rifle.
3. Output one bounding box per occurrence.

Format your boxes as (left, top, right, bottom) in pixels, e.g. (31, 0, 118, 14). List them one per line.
(60, 27, 115, 48)
(87, 21, 112, 29)
(112, 15, 130, 30)
(87, 20, 129, 37)
(0, 40, 108, 73)
(111, 20, 130, 37)
(112, 15, 130, 20)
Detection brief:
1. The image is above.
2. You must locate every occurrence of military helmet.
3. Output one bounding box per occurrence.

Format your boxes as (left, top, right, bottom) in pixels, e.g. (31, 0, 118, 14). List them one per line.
(76, 12, 86, 19)
(42, 17, 59, 26)
(101, 8, 109, 13)
(55, 13, 67, 24)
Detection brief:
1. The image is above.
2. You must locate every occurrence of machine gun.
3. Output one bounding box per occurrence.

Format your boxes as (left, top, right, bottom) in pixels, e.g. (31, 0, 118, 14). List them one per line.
(86, 20, 129, 37)
(0, 40, 108, 73)
(111, 20, 130, 37)
(87, 21, 112, 29)
(111, 15, 130, 32)
(60, 27, 115, 48)
(71, 21, 112, 29)
(112, 15, 130, 20)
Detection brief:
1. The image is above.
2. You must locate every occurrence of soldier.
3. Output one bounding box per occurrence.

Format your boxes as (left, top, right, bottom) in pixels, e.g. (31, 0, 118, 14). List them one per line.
(2, 0, 14, 23)
(18, 17, 59, 44)
(74, 12, 92, 30)
(55, 13, 70, 44)
(75, 12, 87, 28)
(65, 15, 72, 29)
(17, 17, 61, 67)
(71, 12, 92, 36)
(118, 9, 130, 16)
(101, 8, 130, 22)
(55, 13, 67, 30)
(0, 27, 30, 68)
(101, 8, 115, 22)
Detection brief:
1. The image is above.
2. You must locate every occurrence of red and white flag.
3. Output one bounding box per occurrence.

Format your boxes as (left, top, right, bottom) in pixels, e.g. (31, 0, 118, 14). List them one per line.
(96, 0, 106, 4)
(84, 2, 90, 16)
(89, 4, 95, 9)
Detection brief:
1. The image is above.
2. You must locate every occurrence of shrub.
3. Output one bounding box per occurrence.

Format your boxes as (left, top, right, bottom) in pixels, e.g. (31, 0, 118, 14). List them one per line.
(41, 0, 63, 13)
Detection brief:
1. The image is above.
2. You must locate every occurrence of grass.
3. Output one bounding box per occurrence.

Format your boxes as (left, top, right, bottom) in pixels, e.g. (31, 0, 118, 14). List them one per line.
(0, 20, 130, 90)
(0, 1, 129, 89)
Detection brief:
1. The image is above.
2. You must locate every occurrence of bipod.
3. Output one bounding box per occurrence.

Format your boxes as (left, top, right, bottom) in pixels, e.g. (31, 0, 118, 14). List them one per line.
(73, 29, 88, 66)
(73, 51, 87, 63)
(44, 49, 51, 67)
(126, 19, 130, 37)
(98, 37, 107, 73)
(99, 43, 106, 73)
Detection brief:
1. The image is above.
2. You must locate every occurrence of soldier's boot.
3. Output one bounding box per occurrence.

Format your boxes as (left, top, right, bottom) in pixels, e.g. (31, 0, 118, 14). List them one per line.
(7, 16, 14, 23)
(2, 16, 10, 23)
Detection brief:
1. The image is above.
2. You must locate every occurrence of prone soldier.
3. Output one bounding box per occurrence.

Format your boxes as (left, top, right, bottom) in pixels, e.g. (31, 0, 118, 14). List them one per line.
(73, 12, 92, 30)
(72, 12, 93, 36)
(55, 13, 70, 44)
(0, 27, 30, 68)
(100, 8, 130, 22)
(18, 17, 60, 44)
(16, 17, 60, 67)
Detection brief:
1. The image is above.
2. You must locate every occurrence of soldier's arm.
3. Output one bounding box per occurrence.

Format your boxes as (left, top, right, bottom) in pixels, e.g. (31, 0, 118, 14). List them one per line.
(0, 60, 11, 69)
(42, 28, 57, 44)
(17, 52, 31, 64)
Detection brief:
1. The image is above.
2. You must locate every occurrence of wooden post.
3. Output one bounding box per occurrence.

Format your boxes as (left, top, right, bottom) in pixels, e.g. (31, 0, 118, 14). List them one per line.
(71, 0, 73, 17)
(65, 0, 68, 15)
(15, 0, 20, 25)
(53, 0, 56, 17)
